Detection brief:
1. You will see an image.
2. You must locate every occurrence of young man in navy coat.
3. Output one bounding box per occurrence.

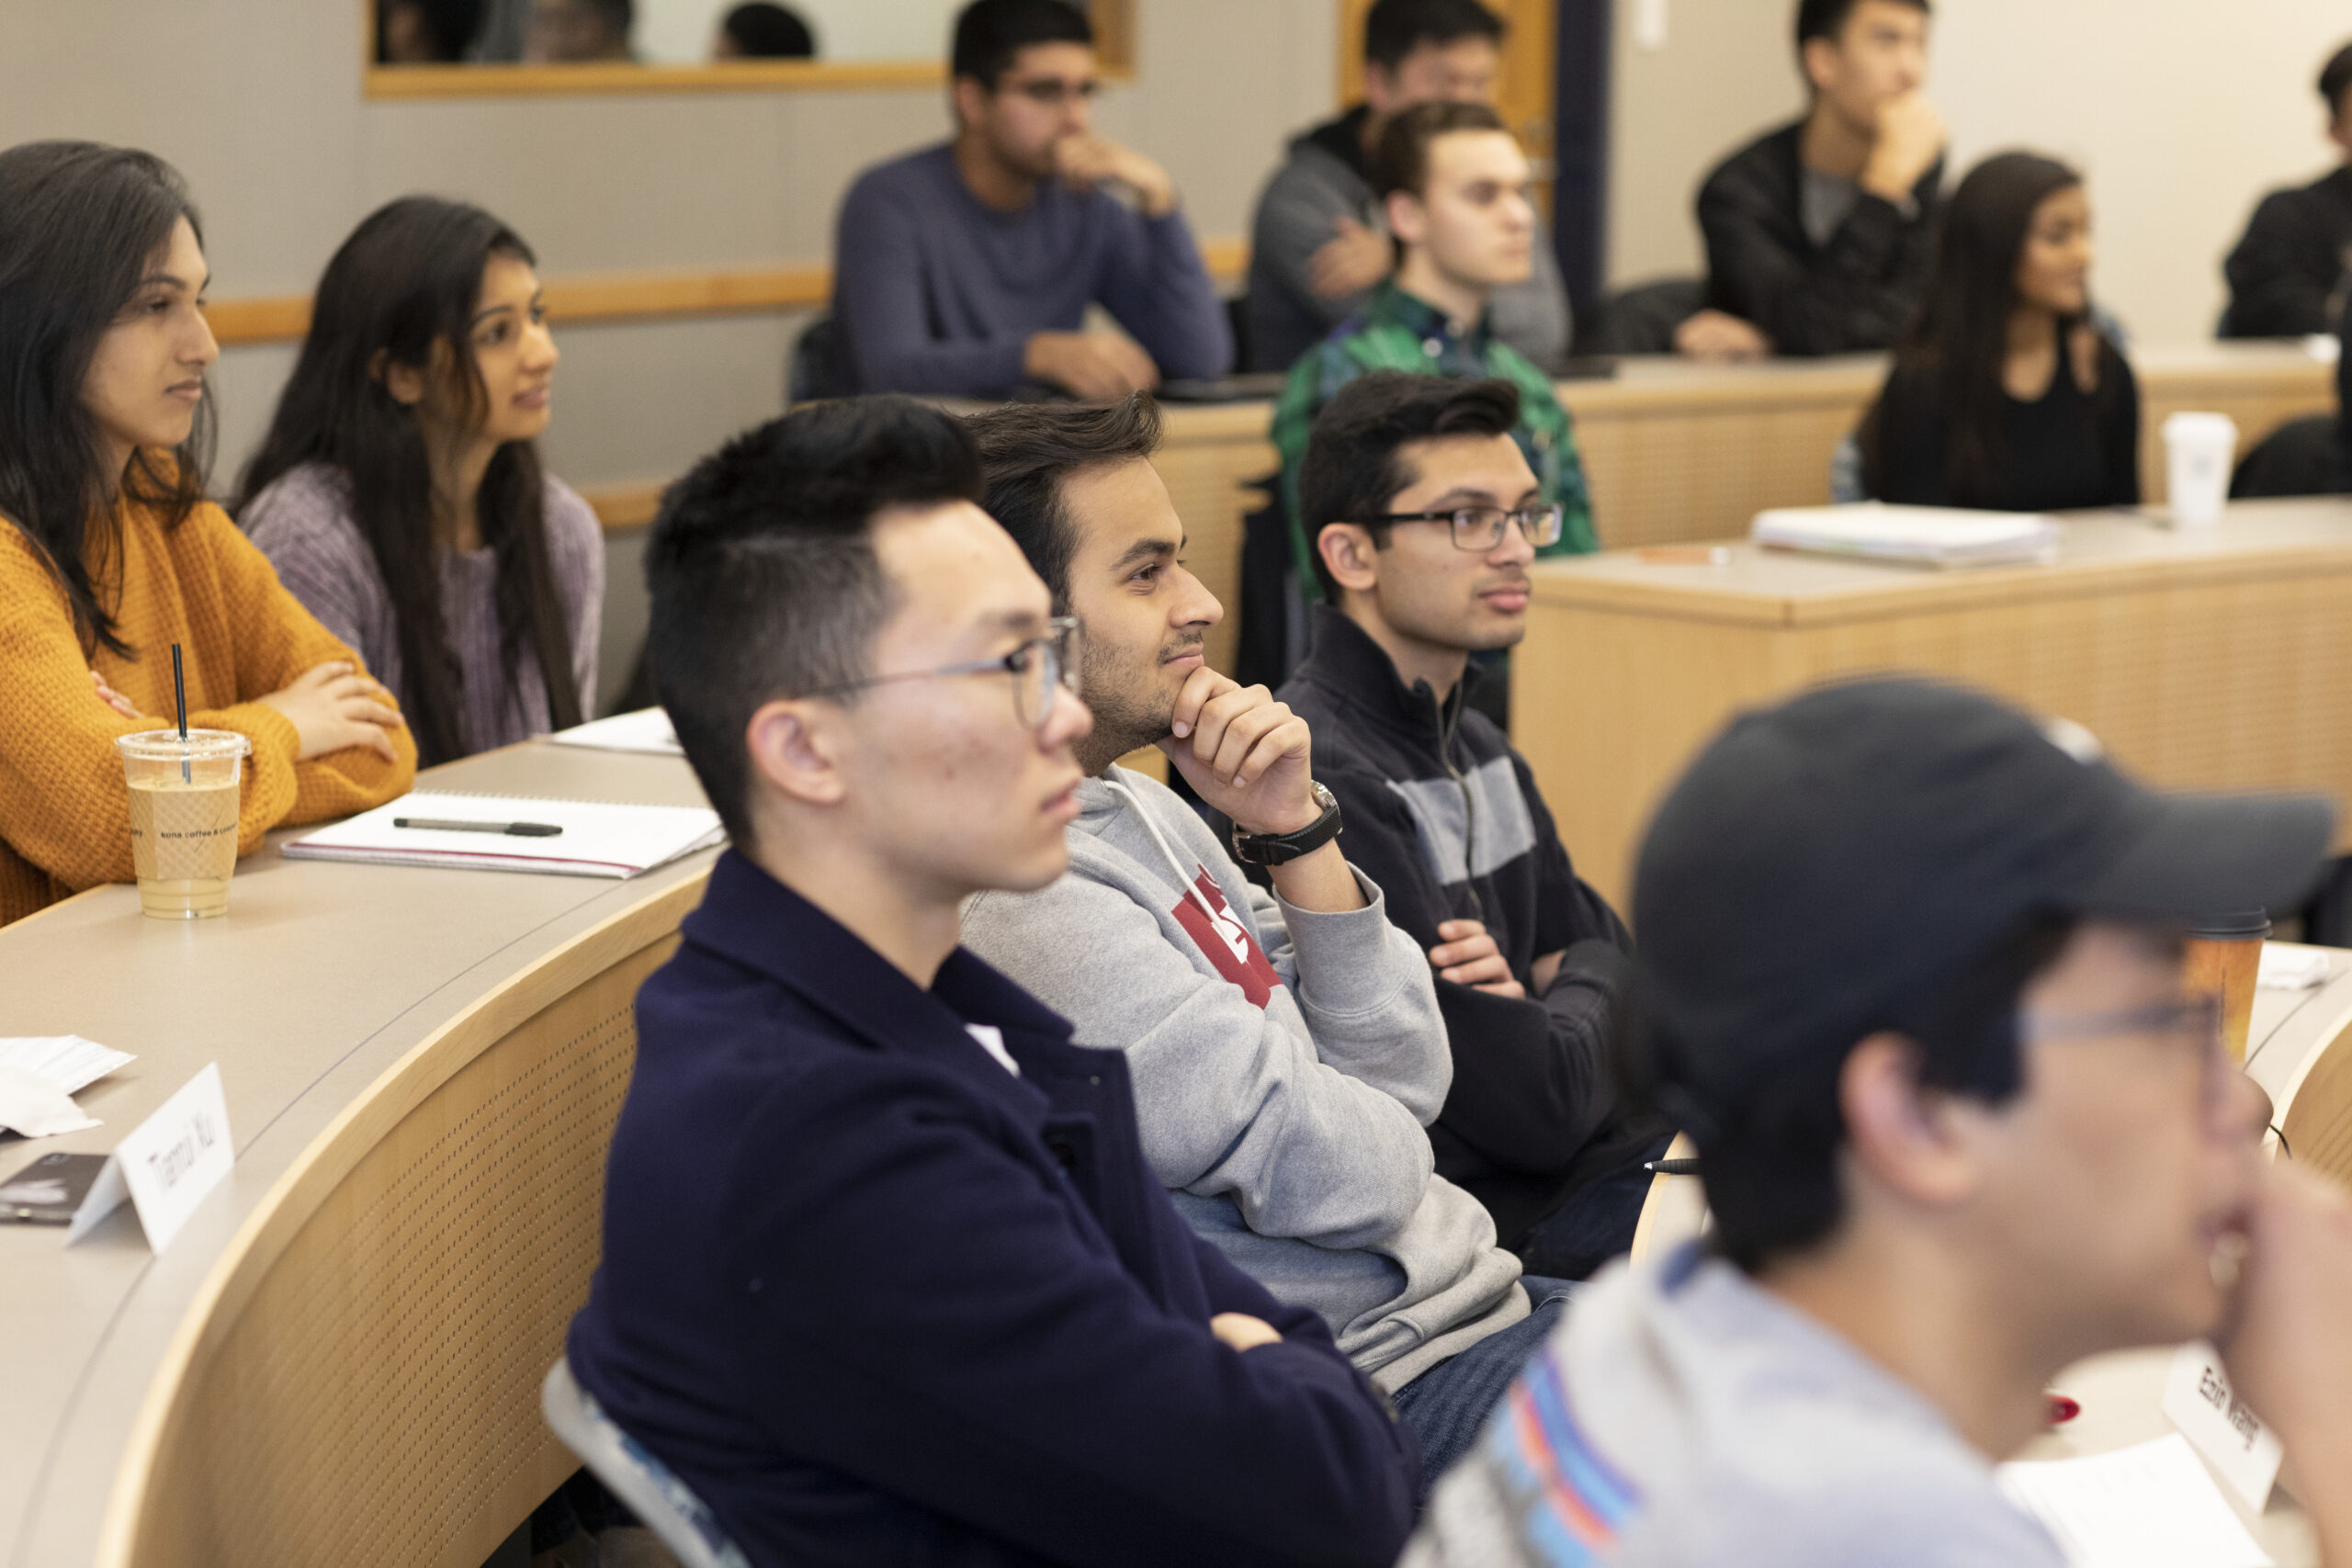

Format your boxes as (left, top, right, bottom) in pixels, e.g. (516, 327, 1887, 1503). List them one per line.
(564, 396, 1419, 1568)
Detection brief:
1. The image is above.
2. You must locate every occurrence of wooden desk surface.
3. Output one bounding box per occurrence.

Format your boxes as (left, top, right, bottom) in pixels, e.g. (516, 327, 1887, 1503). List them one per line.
(1514, 497, 2352, 911)
(0, 742, 717, 1568)
(1529, 498, 2352, 625)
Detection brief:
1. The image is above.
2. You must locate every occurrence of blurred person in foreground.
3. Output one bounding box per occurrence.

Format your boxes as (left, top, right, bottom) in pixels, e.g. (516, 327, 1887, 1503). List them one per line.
(1406, 677, 2352, 1568)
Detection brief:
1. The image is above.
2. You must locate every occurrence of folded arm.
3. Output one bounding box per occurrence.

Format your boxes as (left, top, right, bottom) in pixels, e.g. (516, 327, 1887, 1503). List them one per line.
(724, 1058, 1417, 1568)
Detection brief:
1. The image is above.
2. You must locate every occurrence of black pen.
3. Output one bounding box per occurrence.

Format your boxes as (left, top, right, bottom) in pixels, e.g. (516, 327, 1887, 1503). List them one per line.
(1644, 1157, 1702, 1177)
(393, 818, 565, 838)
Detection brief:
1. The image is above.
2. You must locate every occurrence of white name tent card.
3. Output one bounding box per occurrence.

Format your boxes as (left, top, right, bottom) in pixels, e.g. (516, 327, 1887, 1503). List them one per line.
(1996, 1434, 2272, 1568)
(66, 1063, 234, 1254)
(2163, 1341, 2285, 1511)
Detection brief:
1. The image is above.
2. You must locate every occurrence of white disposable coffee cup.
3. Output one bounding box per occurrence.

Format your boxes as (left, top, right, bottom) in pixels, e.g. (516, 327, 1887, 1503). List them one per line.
(2163, 412, 2237, 529)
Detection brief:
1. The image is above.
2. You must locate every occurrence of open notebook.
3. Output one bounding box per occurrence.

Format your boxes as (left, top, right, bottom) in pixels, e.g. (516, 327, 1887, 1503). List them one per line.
(1752, 502, 2063, 568)
(283, 791, 724, 879)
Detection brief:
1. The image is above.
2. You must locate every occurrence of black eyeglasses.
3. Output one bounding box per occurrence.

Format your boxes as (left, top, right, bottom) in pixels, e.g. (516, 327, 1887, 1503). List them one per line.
(807, 616, 1080, 736)
(1381, 502, 1564, 552)
(1001, 76, 1100, 107)
(2019, 994, 2233, 1111)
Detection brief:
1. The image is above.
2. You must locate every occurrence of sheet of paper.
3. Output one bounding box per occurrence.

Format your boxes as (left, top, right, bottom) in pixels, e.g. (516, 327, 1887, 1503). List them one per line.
(2256, 944, 2330, 990)
(2164, 1342, 2285, 1510)
(0, 1034, 135, 1094)
(0, 1063, 100, 1139)
(66, 1063, 234, 1254)
(1996, 1434, 2273, 1568)
(546, 707, 684, 757)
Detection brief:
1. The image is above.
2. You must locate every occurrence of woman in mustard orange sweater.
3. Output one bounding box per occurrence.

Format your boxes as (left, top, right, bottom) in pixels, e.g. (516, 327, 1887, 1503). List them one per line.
(0, 141, 417, 926)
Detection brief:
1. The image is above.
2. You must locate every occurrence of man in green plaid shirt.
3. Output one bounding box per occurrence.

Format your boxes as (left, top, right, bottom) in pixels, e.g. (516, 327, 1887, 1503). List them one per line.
(1272, 99, 1597, 612)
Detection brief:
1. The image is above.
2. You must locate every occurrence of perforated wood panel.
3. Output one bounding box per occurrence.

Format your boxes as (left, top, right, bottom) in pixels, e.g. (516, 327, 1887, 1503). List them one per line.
(1151, 425, 1275, 679)
(1517, 550, 2352, 911)
(126, 933, 677, 1568)
(2283, 1023, 2352, 1198)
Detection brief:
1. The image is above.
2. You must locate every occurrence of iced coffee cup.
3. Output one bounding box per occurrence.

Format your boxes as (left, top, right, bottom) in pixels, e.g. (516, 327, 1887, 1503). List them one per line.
(2184, 908, 2269, 1064)
(115, 728, 251, 919)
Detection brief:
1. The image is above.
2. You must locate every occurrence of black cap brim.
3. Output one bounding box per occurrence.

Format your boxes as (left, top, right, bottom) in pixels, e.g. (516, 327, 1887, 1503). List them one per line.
(2072, 792, 2335, 921)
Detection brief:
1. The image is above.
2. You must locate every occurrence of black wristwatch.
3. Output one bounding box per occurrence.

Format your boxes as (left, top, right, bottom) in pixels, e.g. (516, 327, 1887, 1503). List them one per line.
(1230, 782, 1343, 866)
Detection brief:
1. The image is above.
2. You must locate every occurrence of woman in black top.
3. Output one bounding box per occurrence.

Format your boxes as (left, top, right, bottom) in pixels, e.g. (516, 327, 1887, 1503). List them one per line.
(1860, 152, 2140, 512)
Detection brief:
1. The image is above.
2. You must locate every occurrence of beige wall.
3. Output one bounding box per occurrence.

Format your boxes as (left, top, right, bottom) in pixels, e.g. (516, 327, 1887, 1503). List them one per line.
(1605, 0, 1804, 288)
(1602, 0, 2352, 344)
(0, 0, 1338, 711)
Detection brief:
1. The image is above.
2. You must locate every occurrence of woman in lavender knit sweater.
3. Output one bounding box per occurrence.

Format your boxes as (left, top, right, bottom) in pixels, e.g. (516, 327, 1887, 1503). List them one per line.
(237, 197, 600, 767)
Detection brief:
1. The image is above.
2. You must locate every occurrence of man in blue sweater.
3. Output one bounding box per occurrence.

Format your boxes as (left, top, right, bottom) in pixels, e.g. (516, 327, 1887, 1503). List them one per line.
(831, 0, 1231, 399)
(564, 397, 1416, 1567)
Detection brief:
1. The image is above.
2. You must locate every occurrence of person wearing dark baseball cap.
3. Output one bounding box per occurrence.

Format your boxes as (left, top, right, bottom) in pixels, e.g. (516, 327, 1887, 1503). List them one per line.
(1405, 676, 2352, 1567)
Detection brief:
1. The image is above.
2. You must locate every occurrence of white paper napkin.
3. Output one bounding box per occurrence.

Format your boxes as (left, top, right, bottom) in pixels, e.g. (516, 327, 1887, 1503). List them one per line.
(0, 1062, 100, 1139)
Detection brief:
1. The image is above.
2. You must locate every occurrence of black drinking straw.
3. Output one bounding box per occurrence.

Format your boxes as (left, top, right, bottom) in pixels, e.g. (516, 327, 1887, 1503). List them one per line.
(170, 642, 190, 783)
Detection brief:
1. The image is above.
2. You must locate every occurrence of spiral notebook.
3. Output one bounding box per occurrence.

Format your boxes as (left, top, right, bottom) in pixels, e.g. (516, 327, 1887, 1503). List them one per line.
(283, 791, 725, 879)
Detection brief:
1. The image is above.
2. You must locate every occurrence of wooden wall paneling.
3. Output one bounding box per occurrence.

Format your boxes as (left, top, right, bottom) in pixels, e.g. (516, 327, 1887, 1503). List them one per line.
(100, 881, 707, 1568)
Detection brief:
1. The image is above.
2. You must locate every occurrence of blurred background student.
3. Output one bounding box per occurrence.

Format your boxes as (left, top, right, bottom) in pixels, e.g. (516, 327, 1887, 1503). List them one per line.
(240, 197, 602, 768)
(2222, 39, 2352, 339)
(713, 2, 814, 60)
(522, 0, 633, 62)
(1859, 152, 2141, 513)
(0, 141, 413, 927)
(376, 0, 486, 63)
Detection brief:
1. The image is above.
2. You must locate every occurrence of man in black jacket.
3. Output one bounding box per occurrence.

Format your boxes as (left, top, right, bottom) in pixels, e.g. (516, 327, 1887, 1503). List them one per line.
(2222, 40, 2352, 340)
(1277, 369, 1668, 1280)
(1679, 0, 1943, 361)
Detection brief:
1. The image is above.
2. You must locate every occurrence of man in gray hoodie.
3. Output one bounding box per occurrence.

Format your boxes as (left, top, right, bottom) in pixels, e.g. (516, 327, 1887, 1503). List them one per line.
(960, 394, 1558, 1485)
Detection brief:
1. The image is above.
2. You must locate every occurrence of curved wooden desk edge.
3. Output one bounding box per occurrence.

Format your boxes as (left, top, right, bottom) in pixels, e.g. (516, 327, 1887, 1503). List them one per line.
(89, 865, 711, 1568)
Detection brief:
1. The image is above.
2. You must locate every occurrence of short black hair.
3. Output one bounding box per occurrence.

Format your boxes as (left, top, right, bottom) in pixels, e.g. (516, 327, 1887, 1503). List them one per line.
(1372, 97, 1510, 200)
(1795, 0, 1928, 57)
(1363, 0, 1504, 73)
(721, 2, 815, 57)
(965, 394, 1163, 612)
(647, 397, 983, 847)
(1665, 912, 2074, 1271)
(2322, 40, 2352, 119)
(1298, 371, 1520, 600)
(952, 0, 1092, 88)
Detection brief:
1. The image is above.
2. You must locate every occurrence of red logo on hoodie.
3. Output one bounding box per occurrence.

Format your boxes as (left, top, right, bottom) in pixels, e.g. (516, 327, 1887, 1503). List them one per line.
(1171, 867, 1282, 1010)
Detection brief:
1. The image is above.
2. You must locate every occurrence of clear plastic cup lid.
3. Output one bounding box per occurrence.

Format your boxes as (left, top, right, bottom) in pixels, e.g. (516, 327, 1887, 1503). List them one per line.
(114, 728, 252, 762)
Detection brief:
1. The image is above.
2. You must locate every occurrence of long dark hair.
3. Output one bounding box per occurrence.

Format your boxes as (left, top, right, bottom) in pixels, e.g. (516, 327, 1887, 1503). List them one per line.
(236, 197, 581, 766)
(1863, 151, 2117, 506)
(0, 141, 212, 659)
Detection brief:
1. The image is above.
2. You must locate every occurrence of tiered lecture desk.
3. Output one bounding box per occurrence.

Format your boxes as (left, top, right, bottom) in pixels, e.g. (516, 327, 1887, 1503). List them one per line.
(1122, 341, 2335, 682)
(1511, 497, 2352, 913)
(0, 741, 719, 1568)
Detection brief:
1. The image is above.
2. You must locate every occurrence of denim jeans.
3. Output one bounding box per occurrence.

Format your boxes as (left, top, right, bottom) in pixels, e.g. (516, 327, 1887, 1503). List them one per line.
(1391, 1275, 1579, 1495)
(1514, 1132, 1679, 1281)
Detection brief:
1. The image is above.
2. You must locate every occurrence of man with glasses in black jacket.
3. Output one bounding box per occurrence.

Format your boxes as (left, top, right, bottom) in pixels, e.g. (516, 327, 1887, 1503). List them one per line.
(1277, 370, 1669, 1282)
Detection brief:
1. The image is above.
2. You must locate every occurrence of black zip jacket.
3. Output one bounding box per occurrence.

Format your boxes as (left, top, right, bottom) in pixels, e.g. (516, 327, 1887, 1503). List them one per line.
(1272, 609, 1663, 1248)
(1696, 119, 1942, 356)
(2221, 166, 2352, 339)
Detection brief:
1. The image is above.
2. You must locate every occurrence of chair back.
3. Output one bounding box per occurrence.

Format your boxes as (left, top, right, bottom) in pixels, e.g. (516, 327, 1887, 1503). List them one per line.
(540, 1357, 754, 1568)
